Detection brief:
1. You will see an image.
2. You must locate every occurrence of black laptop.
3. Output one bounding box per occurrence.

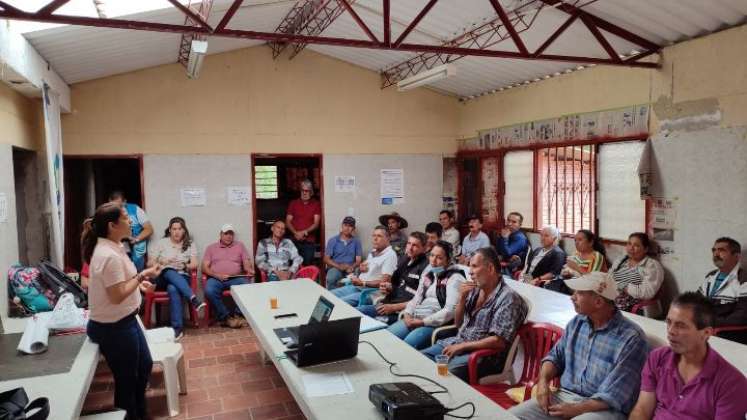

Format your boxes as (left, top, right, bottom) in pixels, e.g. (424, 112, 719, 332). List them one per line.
(284, 316, 361, 367)
(274, 295, 335, 345)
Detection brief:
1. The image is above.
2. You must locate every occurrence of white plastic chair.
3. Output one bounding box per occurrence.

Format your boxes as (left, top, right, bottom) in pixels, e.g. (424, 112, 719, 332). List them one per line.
(136, 316, 187, 417)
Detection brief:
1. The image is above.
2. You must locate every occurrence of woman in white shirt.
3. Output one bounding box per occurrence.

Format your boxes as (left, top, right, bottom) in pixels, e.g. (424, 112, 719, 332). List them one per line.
(83, 202, 161, 420)
(387, 241, 466, 349)
(148, 216, 204, 339)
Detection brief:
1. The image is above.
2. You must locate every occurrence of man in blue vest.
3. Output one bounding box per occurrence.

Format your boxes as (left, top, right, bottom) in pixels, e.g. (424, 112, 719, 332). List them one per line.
(109, 190, 154, 272)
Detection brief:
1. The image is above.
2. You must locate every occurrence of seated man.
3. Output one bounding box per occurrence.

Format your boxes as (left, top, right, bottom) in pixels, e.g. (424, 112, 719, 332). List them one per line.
(439, 210, 461, 258)
(697, 237, 747, 344)
(510, 272, 648, 420)
(458, 215, 490, 265)
(496, 211, 530, 274)
(331, 225, 397, 307)
(630, 292, 747, 420)
(357, 232, 429, 324)
(202, 224, 255, 328)
(422, 247, 528, 381)
(424, 222, 443, 255)
(323, 216, 363, 290)
(379, 212, 408, 257)
(256, 220, 303, 282)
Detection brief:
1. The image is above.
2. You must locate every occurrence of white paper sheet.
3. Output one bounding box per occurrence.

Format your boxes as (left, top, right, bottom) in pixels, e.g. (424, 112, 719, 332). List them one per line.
(380, 169, 404, 199)
(334, 176, 356, 193)
(302, 372, 354, 397)
(360, 315, 387, 334)
(0, 192, 7, 223)
(17, 315, 49, 354)
(226, 186, 251, 206)
(180, 187, 206, 207)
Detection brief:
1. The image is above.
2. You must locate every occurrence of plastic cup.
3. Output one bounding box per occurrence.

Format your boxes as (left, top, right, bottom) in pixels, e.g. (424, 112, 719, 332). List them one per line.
(435, 355, 449, 376)
(270, 297, 278, 309)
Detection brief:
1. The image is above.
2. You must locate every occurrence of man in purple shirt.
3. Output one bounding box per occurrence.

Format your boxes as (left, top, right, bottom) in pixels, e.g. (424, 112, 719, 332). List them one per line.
(630, 292, 747, 420)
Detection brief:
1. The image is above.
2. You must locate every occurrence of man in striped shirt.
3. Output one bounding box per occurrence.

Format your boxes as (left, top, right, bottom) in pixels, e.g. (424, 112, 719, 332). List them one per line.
(511, 272, 648, 420)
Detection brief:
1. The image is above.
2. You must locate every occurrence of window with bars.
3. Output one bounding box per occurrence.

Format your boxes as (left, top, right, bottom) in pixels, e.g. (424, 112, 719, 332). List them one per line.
(537, 145, 596, 234)
(254, 165, 278, 199)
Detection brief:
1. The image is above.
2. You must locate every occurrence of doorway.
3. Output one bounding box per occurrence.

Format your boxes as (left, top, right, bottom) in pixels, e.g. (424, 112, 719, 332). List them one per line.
(251, 154, 324, 267)
(63, 155, 144, 270)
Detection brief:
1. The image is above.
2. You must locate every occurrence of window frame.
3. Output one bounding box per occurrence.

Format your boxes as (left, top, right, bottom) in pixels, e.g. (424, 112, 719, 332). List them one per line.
(455, 135, 648, 245)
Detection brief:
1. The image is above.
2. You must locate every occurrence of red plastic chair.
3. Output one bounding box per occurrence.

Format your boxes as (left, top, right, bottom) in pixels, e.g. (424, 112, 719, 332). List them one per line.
(630, 290, 662, 316)
(296, 265, 321, 283)
(468, 322, 564, 409)
(142, 269, 199, 329)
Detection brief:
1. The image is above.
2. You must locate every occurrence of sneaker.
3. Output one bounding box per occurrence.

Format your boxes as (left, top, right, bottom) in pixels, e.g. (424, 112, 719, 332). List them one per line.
(191, 297, 207, 317)
(174, 329, 184, 341)
(227, 316, 243, 329)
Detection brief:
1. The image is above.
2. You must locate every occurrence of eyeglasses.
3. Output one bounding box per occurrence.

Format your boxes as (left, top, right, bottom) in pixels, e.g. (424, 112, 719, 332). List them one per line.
(301, 189, 312, 193)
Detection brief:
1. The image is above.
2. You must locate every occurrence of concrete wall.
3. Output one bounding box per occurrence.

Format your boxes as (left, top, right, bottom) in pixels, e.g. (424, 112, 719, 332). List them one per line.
(61, 46, 459, 155)
(460, 24, 747, 305)
(0, 83, 42, 326)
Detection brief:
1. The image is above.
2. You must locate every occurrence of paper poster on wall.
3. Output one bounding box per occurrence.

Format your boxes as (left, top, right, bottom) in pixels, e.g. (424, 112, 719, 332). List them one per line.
(0, 193, 7, 223)
(180, 188, 206, 207)
(651, 197, 676, 254)
(380, 169, 404, 201)
(226, 186, 250, 206)
(334, 176, 356, 193)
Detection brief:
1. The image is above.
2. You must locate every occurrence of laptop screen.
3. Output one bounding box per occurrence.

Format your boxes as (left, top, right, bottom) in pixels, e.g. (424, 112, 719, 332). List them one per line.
(309, 296, 334, 323)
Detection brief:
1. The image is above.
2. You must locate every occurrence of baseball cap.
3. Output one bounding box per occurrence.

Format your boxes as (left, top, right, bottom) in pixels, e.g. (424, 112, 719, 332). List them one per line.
(342, 216, 356, 227)
(220, 223, 235, 233)
(564, 272, 619, 301)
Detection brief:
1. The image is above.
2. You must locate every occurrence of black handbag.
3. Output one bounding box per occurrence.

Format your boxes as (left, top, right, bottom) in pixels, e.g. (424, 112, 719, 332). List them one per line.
(0, 388, 49, 420)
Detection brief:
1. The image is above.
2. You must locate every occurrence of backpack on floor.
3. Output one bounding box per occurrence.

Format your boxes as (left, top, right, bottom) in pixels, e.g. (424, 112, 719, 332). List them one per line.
(36, 261, 88, 309)
(7, 265, 55, 315)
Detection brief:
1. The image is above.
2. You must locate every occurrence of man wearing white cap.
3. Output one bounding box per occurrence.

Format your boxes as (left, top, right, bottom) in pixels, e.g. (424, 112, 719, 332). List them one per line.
(511, 272, 648, 420)
(202, 224, 255, 328)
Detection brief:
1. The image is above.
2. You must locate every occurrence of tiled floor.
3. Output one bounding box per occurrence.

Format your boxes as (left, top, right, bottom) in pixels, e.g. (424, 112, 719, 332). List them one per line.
(81, 325, 306, 420)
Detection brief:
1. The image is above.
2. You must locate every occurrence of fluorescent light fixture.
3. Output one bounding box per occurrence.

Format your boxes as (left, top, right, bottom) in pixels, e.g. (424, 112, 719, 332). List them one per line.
(186, 40, 208, 79)
(397, 64, 455, 91)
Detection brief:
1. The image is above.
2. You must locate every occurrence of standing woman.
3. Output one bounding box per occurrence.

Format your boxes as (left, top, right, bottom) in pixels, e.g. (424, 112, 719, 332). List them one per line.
(148, 216, 205, 339)
(82, 202, 161, 419)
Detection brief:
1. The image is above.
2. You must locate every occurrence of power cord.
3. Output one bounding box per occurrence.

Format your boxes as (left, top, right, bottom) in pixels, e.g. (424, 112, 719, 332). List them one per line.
(359, 340, 477, 419)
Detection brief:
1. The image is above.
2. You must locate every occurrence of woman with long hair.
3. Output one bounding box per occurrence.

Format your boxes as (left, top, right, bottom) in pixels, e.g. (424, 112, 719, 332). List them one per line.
(147, 216, 204, 339)
(83, 202, 161, 419)
(387, 241, 466, 349)
(561, 229, 607, 279)
(609, 232, 664, 313)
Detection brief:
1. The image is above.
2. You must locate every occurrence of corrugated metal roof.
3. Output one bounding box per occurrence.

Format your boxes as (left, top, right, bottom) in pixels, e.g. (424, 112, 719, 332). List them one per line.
(15, 0, 747, 95)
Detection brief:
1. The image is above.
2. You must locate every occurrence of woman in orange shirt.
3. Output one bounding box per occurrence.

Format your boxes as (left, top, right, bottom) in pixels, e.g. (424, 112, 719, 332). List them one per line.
(82, 202, 161, 419)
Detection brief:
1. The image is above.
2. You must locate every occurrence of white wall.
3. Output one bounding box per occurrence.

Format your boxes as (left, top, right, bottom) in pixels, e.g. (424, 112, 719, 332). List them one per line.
(0, 144, 21, 330)
(648, 126, 747, 293)
(142, 155, 254, 262)
(323, 154, 443, 254)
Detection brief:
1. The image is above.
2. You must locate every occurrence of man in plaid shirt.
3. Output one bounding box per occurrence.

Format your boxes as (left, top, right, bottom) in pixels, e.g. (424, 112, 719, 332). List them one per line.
(511, 272, 648, 419)
(421, 247, 528, 381)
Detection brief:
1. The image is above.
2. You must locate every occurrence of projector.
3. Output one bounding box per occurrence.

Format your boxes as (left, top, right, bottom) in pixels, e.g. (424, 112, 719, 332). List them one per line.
(369, 382, 445, 420)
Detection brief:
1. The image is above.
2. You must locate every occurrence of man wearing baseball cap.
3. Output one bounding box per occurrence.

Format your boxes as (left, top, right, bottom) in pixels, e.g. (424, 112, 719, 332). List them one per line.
(323, 216, 363, 290)
(202, 224, 255, 328)
(511, 272, 648, 420)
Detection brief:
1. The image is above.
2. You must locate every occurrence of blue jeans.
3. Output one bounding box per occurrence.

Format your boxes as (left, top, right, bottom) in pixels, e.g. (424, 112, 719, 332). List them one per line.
(325, 267, 346, 290)
(204, 277, 249, 321)
(155, 269, 195, 332)
(331, 284, 362, 306)
(387, 320, 435, 350)
(295, 241, 316, 266)
(421, 342, 503, 382)
(87, 314, 152, 420)
(267, 272, 280, 282)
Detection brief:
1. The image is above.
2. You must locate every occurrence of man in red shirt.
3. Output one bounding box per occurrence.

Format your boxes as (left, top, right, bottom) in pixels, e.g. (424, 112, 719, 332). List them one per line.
(286, 179, 321, 266)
